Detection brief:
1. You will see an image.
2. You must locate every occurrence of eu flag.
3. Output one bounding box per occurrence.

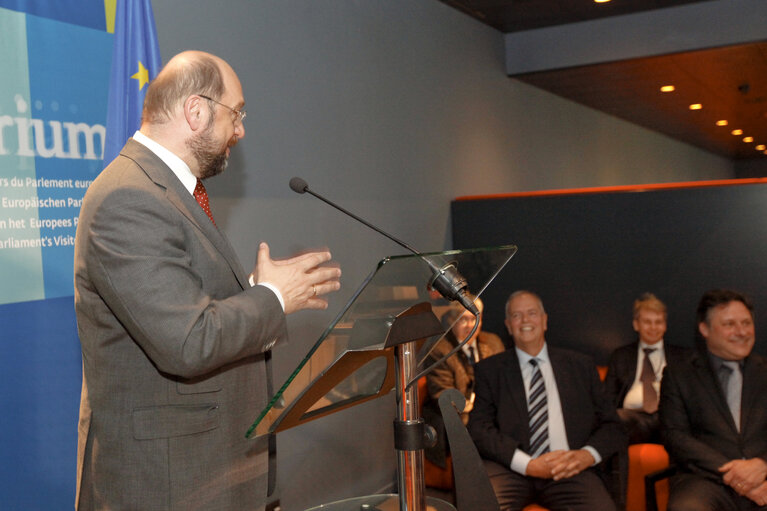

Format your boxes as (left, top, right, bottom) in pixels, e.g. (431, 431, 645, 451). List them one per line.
(103, 0, 161, 165)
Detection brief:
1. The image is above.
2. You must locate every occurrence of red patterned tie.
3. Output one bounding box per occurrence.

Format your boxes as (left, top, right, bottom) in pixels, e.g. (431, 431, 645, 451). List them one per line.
(193, 179, 216, 225)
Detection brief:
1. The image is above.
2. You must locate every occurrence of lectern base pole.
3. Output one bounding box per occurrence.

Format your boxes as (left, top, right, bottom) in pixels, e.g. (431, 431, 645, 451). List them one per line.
(394, 340, 426, 511)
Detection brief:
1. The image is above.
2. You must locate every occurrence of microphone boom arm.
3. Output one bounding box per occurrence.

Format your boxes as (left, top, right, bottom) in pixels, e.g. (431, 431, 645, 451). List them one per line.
(289, 177, 478, 315)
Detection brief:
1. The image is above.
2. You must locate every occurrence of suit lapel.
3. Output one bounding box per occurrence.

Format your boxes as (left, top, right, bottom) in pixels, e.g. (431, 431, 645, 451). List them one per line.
(549, 348, 577, 443)
(620, 344, 639, 400)
(166, 190, 250, 289)
(503, 350, 530, 441)
(691, 350, 738, 432)
(121, 140, 249, 290)
(741, 355, 767, 434)
(626, 344, 639, 374)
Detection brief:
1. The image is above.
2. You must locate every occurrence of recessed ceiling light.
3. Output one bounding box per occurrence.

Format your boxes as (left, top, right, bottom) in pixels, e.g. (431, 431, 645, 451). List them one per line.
(743, 137, 754, 143)
(716, 120, 728, 126)
(594, 0, 611, 3)
(732, 129, 744, 136)
(660, 85, 675, 92)
(689, 104, 702, 110)
(756, 145, 766, 151)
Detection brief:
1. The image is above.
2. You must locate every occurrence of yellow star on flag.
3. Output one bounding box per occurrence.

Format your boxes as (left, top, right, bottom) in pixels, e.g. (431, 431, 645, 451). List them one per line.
(131, 61, 150, 90)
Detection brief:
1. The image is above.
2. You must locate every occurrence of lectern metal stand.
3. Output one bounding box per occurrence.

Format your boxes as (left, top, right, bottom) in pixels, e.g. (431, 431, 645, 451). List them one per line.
(384, 302, 446, 511)
(245, 246, 517, 511)
(394, 339, 424, 511)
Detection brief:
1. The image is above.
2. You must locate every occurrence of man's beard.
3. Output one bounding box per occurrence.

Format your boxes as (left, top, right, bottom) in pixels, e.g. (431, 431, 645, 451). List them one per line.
(187, 124, 235, 180)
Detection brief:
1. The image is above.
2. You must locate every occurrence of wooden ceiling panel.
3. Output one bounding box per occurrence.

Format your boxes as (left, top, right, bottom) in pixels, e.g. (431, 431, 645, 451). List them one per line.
(438, 0, 767, 160)
(517, 42, 767, 159)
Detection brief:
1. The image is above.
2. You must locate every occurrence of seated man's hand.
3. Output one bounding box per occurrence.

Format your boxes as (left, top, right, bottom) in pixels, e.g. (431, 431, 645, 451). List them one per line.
(719, 458, 767, 495)
(745, 481, 767, 506)
(547, 449, 595, 481)
(253, 242, 341, 314)
(525, 450, 566, 479)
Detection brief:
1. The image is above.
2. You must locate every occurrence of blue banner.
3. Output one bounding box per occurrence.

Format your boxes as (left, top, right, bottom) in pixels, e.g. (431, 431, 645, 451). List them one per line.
(0, 1, 160, 507)
(0, 3, 111, 304)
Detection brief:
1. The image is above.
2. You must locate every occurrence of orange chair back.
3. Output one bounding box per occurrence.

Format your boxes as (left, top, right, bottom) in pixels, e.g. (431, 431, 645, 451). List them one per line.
(627, 443, 670, 511)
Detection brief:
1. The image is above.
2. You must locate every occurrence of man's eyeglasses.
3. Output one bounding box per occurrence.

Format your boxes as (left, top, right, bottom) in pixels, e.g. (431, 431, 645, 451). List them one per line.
(199, 94, 246, 124)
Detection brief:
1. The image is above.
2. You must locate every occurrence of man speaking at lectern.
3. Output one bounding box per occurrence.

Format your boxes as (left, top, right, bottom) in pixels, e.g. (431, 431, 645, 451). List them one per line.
(74, 51, 341, 510)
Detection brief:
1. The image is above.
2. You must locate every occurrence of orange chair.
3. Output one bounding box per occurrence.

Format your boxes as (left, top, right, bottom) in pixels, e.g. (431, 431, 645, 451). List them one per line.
(625, 443, 670, 511)
(598, 362, 670, 511)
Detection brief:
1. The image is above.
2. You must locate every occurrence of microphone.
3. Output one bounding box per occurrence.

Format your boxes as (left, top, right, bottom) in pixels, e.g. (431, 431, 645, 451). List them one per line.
(289, 177, 309, 193)
(289, 177, 478, 315)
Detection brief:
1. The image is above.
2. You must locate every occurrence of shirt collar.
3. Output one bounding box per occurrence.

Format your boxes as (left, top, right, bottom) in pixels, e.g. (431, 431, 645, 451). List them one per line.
(516, 343, 549, 367)
(133, 130, 197, 195)
(462, 341, 480, 363)
(639, 339, 664, 352)
(707, 350, 744, 371)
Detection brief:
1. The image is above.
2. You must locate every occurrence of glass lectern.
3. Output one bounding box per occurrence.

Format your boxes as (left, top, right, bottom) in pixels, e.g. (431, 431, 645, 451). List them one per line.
(247, 245, 517, 511)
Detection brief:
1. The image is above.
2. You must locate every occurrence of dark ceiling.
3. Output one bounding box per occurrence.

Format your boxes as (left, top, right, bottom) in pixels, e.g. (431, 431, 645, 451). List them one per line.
(439, 0, 767, 161)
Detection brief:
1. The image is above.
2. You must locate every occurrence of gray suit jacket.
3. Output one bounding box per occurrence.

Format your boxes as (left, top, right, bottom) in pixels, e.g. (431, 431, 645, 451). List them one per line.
(74, 139, 286, 510)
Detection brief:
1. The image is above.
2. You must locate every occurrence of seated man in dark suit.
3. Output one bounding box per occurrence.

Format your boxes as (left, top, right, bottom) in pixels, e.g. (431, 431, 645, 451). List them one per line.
(604, 292, 688, 444)
(423, 296, 505, 469)
(468, 290, 625, 511)
(660, 289, 767, 511)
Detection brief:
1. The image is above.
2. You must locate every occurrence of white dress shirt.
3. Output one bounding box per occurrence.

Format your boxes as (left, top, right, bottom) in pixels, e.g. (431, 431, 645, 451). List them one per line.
(622, 340, 665, 410)
(461, 342, 479, 364)
(460, 342, 479, 407)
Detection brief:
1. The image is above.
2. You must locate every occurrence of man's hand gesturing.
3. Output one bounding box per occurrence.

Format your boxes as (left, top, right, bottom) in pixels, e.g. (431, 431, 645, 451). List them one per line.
(252, 242, 341, 314)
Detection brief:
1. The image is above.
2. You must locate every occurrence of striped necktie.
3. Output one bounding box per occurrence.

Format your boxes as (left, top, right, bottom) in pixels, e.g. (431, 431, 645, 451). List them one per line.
(528, 358, 549, 457)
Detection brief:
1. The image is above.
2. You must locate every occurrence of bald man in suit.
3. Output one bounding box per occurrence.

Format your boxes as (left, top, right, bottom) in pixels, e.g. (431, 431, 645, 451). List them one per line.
(74, 51, 341, 510)
(468, 291, 625, 511)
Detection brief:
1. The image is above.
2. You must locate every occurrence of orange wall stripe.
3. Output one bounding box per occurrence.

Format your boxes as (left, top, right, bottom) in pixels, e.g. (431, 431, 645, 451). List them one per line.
(454, 177, 767, 201)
